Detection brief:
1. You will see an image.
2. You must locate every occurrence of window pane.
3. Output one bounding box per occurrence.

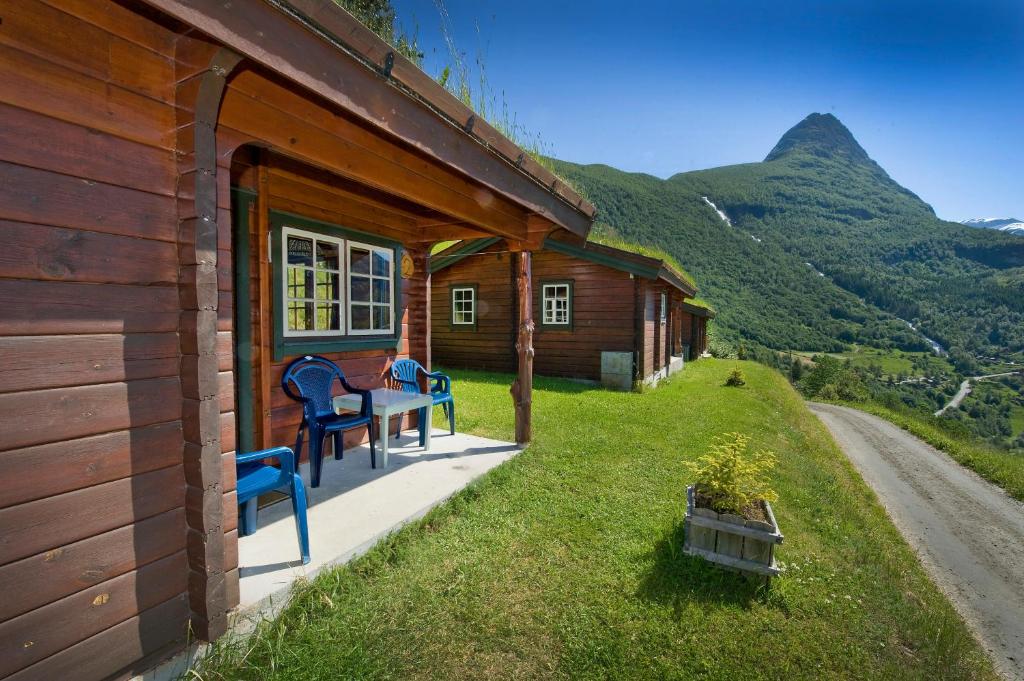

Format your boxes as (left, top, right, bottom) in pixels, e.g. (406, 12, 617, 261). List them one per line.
(316, 303, 340, 331)
(316, 241, 340, 270)
(315, 271, 340, 301)
(350, 275, 371, 302)
(351, 304, 371, 330)
(287, 236, 313, 266)
(372, 278, 391, 304)
(373, 304, 390, 330)
(372, 251, 391, 277)
(288, 267, 313, 299)
(288, 301, 314, 331)
(350, 247, 371, 275)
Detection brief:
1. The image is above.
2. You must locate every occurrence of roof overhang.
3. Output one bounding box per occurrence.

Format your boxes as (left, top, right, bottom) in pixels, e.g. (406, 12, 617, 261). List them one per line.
(141, 0, 595, 239)
(682, 301, 716, 318)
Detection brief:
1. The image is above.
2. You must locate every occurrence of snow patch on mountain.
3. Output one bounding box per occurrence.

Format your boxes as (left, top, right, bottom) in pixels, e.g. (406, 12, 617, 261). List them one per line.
(961, 217, 1024, 236)
(701, 196, 733, 226)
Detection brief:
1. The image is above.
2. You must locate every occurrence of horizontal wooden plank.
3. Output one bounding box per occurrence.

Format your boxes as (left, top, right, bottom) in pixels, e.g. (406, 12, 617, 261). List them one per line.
(0, 280, 179, 336)
(0, 464, 184, 566)
(41, 0, 177, 56)
(0, 43, 174, 150)
(0, 376, 182, 452)
(0, 104, 176, 196)
(0, 220, 177, 286)
(0, 508, 185, 621)
(0, 333, 180, 394)
(0, 161, 176, 241)
(0, 421, 182, 509)
(0, 0, 175, 104)
(4, 593, 187, 681)
(0, 551, 186, 677)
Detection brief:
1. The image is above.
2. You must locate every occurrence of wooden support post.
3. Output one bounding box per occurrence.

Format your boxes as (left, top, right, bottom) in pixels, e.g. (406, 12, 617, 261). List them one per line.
(510, 250, 534, 445)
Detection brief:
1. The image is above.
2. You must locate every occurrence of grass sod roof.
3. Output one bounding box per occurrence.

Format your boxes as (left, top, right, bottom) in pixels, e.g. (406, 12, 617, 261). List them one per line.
(586, 232, 697, 290)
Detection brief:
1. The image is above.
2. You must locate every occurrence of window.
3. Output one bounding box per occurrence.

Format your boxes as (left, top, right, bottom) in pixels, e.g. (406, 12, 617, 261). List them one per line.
(281, 226, 394, 339)
(284, 229, 343, 336)
(660, 292, 668, 323)
(347, 242, 394, 335)
(542, 282, 572, 327)
(451, 286, 476, 327)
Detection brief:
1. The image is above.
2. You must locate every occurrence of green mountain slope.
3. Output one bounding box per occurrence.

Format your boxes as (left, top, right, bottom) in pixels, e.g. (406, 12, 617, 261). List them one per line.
(552, 113, 1024, 359)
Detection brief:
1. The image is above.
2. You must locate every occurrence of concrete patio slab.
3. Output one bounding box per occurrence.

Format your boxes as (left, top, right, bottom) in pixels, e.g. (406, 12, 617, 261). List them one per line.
(236, 428, 520, 613)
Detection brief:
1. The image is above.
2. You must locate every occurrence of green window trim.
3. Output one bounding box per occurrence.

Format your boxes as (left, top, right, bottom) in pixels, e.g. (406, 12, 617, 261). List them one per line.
(269, 210, 403, 361)
(449, 283, 479, 331)
(537, 279, 574, 331)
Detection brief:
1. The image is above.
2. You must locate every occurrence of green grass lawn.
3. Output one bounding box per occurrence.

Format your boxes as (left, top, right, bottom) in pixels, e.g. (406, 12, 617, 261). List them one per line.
(195, 360, 994, 680)
(852, 400, 1024, 502)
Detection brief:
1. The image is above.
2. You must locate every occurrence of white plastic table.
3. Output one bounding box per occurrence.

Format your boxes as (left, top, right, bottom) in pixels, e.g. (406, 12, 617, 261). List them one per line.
(333, 388, 432, 467)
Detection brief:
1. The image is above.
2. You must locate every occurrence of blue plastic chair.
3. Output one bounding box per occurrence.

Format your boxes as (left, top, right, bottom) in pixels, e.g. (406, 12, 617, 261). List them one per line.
(236, 446, 310, 565)
(390, 359, 455, 446)
(282, 355, 375, 488)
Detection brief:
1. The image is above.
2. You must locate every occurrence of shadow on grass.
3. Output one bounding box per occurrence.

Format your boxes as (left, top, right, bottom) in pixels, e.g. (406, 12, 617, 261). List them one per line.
(637, 521, 783, 613)
(436, 365, 608, 395)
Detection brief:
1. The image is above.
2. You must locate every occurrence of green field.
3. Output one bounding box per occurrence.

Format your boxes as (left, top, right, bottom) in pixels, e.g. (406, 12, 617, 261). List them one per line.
(791, 347, 953, 378)
(194, 361, 993, 680)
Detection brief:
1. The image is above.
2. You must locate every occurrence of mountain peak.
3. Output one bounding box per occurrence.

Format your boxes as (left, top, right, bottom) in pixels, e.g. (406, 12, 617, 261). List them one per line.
(765, 113, 872, 164)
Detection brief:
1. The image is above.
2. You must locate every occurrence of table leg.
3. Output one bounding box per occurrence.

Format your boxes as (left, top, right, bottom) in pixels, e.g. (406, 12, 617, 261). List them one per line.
(423, 403, 432, 451)
(379, 408, 389, 467)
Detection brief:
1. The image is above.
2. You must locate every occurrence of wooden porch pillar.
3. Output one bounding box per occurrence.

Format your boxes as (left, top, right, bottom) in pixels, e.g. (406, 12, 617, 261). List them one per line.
(510, 250, 534, 445)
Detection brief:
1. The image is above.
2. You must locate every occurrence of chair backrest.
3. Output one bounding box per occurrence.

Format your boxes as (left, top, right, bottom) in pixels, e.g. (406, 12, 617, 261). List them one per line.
(282, 355, 343, 416)
(390, 358, 423, 393)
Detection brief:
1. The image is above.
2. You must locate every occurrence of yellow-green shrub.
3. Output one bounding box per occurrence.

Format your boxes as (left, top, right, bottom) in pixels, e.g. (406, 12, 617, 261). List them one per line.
(685, 433, 777, 514)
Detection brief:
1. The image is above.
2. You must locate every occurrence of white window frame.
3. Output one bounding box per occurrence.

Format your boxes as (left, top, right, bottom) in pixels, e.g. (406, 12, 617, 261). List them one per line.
(660, 292, 668, 323)
(542, 283, 571, 326)
(281, 226, 345, 338)
(451, 286, 476, 326)
(346, 240, 395, 336)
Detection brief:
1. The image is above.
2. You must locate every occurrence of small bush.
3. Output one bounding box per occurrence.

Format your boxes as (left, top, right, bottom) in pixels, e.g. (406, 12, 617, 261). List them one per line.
(685, 433, 777, 515)
(724, 368, 746, 386)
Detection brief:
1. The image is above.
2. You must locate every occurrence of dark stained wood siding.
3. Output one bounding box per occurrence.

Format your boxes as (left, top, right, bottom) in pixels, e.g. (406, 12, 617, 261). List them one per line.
(430, 249, 516, 374)
(0, 2, 190, 678)
(432, 248, 639, 382)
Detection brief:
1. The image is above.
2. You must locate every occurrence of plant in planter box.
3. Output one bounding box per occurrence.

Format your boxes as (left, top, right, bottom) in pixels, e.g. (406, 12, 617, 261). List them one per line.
(683, 433, 784, 579)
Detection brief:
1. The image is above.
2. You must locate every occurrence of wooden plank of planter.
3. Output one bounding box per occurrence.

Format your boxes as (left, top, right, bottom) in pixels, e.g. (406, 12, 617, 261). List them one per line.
(684, 486, 717, 551)
(686, 512, 784, 544)
(717, 513, 745, 562)
(684, 545, 780, 577)
(742, 518, 775, 566)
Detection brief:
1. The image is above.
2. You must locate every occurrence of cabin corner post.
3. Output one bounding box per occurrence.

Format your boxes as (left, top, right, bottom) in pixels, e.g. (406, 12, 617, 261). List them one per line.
(510, 249, 534, 445)
(175, 43, 243, 642)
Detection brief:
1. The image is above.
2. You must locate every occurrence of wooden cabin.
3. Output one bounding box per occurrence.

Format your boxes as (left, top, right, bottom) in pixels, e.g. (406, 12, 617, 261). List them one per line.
(0, 2, 595, 679)
(430, 235, 698, 389)
(679, 301, 715, 358)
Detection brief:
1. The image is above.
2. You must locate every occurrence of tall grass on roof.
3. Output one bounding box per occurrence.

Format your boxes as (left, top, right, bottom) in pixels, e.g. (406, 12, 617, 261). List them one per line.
(588, 224, 697, 289)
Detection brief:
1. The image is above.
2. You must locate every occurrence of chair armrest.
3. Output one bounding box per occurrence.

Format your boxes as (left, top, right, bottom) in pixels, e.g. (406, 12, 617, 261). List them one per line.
(237, 446, 296, 474)
(425, 371, 451, 394)
(338, 379, 374, 418)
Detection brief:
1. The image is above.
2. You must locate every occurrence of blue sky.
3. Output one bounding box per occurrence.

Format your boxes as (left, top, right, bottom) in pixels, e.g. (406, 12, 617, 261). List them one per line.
(393, 0, 1023, 222)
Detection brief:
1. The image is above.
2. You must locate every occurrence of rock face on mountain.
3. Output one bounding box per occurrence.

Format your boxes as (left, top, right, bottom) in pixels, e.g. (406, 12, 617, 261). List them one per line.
(550, 114, 1024, 357)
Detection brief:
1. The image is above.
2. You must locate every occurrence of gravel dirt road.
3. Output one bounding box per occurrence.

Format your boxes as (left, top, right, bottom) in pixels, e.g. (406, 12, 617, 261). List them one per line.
(809, 402, 1024, 680)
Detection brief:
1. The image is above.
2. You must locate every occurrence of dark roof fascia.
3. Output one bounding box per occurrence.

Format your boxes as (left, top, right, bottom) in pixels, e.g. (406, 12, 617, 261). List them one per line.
(429, 237, 501, 273)
(682, 301, 716, 318)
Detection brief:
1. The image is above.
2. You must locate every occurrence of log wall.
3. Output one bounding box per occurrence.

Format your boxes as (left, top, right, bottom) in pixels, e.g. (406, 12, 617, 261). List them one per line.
(0, 1, 192, 678)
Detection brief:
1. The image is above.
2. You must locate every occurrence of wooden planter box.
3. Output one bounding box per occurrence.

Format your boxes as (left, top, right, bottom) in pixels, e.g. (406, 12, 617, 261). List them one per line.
(683, 485, 784, 578)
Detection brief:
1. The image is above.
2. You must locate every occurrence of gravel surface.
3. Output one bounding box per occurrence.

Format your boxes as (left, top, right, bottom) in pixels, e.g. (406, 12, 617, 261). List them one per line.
(810, 402, 1024, 680)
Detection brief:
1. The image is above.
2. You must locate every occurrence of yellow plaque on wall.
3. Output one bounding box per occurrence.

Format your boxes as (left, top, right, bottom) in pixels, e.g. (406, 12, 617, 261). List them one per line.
(401, 251, 415, 279)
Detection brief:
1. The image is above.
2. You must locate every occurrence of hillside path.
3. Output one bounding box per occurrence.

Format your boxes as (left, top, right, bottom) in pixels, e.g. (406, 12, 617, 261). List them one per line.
(809, 402, 1024, 680)
(935, 371, 1022, 416)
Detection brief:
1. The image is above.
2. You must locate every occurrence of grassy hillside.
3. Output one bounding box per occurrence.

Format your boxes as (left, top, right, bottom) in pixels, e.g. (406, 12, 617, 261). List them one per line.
(195, 362, 994, 679)
(550, 114, 1024, 361)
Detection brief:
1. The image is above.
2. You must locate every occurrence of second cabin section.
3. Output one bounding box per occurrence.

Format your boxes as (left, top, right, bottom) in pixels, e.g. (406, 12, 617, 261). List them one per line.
(430, 234, 700, 390)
